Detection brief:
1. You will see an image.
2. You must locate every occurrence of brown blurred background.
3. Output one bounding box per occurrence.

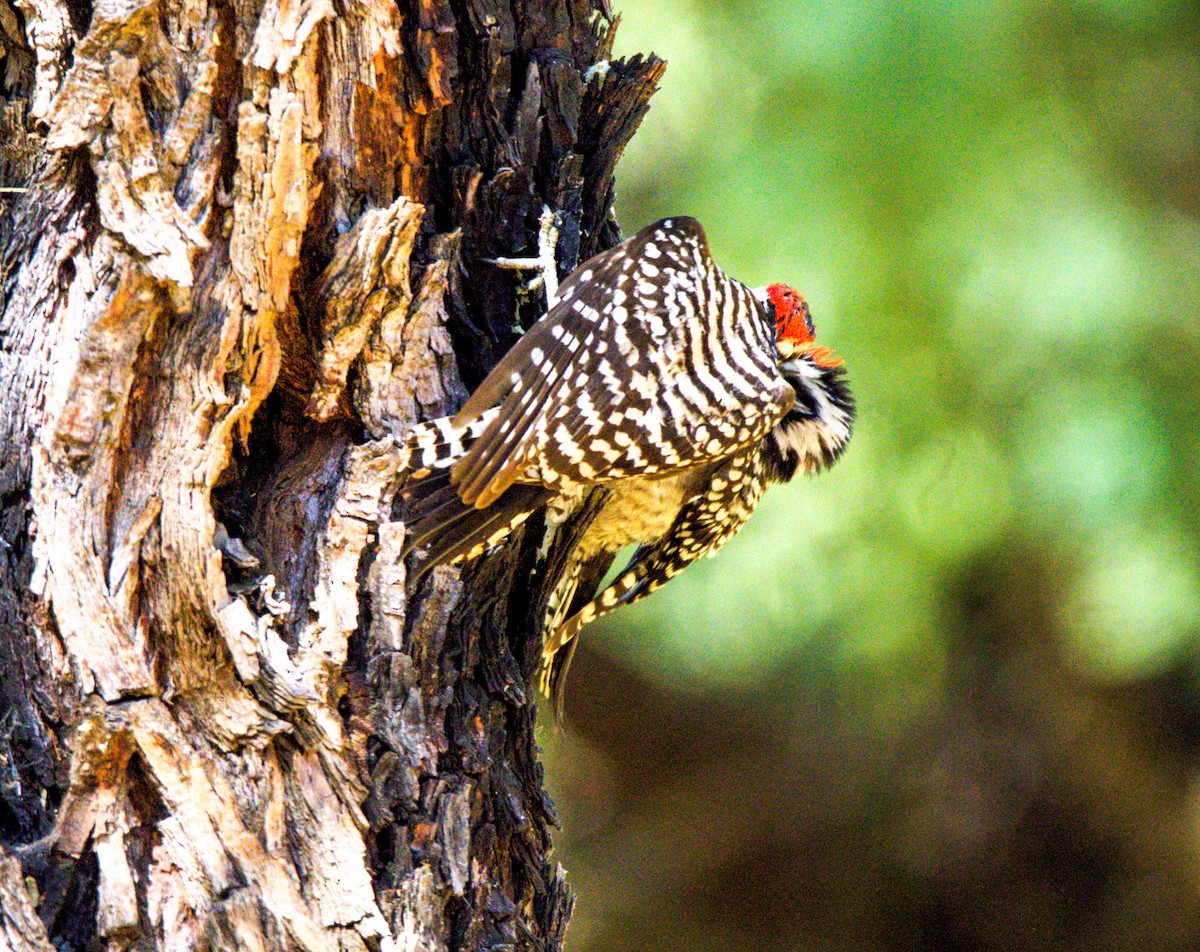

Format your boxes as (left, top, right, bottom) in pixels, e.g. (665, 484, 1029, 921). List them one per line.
(542, 2, 1200, 949)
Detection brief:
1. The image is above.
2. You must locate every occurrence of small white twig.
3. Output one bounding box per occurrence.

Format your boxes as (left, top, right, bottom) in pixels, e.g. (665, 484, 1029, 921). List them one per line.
(486, 205, 561, 307)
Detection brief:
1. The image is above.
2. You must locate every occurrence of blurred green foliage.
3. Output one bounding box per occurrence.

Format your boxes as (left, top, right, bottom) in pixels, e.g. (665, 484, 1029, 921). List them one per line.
(544, 2, 1200, 949)
(592, 0, 1200, 694)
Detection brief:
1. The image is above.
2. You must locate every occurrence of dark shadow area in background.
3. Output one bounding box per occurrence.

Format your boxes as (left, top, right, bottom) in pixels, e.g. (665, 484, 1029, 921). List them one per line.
(551, 546, 1200, 951)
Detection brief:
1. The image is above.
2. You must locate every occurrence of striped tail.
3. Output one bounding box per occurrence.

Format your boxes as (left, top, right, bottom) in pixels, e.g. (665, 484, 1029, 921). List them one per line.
(535, 556, 666, 713)
(536, 446, 768, 699)
(397, 412, 549, 580)
(535, 501, 738, 711)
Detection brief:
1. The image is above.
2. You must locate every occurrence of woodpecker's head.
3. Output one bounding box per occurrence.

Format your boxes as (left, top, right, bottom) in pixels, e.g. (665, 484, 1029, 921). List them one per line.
(766, 283, 815, 356)
(760, 283, 855, 481)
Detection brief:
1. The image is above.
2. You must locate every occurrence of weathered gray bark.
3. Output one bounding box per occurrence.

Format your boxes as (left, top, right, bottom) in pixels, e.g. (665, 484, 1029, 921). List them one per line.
(0, 0, 662, 947)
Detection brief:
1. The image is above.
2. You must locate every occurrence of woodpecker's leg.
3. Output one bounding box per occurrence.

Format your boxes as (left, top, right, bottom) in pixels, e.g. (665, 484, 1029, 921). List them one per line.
(486, 206, 560, 308)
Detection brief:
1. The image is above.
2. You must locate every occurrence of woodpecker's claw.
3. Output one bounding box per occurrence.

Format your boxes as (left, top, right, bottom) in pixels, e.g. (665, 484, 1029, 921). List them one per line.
(485, 206, 560, 307)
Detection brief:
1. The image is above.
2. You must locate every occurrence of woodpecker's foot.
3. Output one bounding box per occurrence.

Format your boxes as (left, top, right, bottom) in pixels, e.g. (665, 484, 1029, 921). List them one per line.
(486, 205, 560, 308)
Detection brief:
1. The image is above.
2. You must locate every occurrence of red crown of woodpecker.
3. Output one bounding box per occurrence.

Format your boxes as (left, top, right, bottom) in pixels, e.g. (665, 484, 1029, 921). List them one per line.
(768, 283, 842, 368)
(768, 284, 813, 344)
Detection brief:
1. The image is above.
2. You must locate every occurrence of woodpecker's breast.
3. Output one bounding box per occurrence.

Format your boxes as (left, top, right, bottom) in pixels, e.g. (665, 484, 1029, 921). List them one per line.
(575, 473, 694, 562)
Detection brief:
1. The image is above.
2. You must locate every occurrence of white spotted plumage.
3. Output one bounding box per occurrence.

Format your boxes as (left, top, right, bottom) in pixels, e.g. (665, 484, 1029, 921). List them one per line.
(395, 216, 855, 712)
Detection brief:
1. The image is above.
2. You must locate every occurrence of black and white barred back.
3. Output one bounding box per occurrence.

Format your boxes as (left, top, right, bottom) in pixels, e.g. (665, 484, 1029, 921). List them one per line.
(396, 217, 855, 712)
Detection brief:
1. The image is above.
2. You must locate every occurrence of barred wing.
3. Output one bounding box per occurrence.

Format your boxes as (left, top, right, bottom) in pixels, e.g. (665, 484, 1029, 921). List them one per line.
(451, 217, 793, 508)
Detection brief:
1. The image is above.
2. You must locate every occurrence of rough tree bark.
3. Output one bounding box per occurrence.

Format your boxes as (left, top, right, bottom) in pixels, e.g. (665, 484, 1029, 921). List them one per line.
(0, 0, 663, 946)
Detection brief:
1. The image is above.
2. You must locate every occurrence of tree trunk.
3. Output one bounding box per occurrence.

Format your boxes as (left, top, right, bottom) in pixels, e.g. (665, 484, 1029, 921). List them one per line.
(0, 0, 662, 946)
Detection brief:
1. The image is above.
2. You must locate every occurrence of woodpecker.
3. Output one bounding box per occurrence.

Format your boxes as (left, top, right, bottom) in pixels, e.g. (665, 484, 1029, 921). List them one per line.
(396, 216, 854, 710)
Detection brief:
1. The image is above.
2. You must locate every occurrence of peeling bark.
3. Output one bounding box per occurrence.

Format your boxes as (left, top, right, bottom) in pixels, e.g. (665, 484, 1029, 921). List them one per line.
(0, 0, 663, 947)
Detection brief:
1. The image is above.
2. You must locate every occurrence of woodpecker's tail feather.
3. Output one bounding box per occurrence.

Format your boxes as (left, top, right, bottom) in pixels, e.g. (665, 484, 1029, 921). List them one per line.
(401, 488, 545, 582)
(543, 637, 581, 720)
(539, 558, 654, 669)
(535, 543, 690, 709)
(397, 414, 548, 582)
(535, 550, 621, 718)
(535, 559, 585, 714)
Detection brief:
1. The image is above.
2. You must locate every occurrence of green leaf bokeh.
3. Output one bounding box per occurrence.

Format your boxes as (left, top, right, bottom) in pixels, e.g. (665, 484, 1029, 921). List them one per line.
(544, 2, 1200, 950)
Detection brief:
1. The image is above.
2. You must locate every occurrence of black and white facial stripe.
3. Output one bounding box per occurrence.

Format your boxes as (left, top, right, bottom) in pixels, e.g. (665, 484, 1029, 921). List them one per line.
(765, 358, 855, 481)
